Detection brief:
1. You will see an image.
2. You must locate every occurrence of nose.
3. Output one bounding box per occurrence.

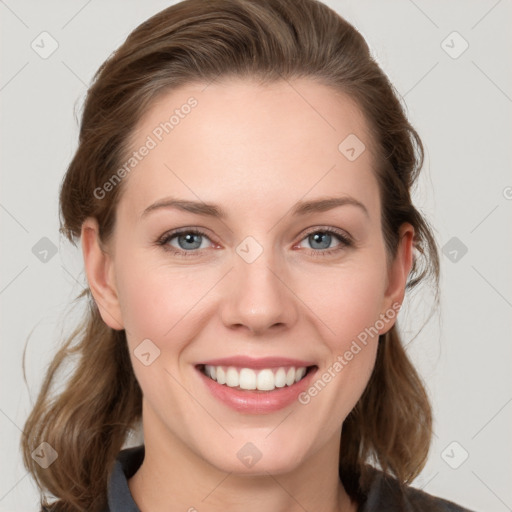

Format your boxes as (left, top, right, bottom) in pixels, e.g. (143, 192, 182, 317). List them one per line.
(219, 244, 299, 336)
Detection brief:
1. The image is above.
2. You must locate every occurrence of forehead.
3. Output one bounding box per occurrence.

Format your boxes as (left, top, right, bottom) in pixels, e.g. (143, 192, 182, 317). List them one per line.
(118, 77, 380, 222)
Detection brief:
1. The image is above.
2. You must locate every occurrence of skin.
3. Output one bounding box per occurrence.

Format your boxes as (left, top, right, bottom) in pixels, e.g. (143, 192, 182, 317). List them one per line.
(82, 78, 414, 512)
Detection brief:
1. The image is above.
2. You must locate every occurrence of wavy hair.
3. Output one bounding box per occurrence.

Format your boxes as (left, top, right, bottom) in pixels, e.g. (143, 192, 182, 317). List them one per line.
(22, 0, 439, 510)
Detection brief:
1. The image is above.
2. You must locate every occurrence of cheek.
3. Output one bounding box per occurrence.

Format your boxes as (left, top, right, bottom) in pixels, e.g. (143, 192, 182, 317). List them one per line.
(115, 243, 389, 351)
(298, 258, 388, 346)
(292, 256, 387, 416)
(114, 252, 218, 347)
(114, 259, 212, 410)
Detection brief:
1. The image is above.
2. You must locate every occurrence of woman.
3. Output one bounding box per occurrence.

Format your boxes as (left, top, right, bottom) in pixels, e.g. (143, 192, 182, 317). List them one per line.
(21, 0, 475, 510)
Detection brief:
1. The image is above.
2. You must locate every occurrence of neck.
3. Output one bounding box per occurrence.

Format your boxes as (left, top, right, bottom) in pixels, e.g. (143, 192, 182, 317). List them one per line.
(128, 404, 358, 512)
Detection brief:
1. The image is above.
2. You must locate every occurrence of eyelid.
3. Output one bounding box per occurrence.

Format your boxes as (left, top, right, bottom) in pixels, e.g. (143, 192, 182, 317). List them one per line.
(299, 225, 353, 244)
(157, 226, 216, 243)
(156, 225, 354, 257)
(156, 227, 218, 253)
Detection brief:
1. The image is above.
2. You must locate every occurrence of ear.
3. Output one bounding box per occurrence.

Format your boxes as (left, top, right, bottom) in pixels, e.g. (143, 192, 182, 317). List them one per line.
(81, 217, 124, 330)
(378, 222, 415, 334)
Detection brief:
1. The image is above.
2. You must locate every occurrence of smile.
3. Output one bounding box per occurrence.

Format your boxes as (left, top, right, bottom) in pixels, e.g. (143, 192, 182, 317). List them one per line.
(199, 364, 314, 391)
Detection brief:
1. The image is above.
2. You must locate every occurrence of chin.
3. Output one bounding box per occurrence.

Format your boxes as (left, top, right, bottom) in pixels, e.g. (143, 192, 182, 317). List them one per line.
(196, 436, 309, 476)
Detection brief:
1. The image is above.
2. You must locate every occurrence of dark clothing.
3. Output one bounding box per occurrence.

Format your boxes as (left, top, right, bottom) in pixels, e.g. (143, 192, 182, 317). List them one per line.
(101, 445, 474, 512)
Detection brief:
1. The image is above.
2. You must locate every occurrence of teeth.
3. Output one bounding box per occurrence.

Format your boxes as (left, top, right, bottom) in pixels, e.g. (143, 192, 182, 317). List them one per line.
(295, 367, 306, 382)
(216, 366, 226, 384)
(226, 367, 239, 387)
(203, 365, 309, 391)
(257, 369, 274, 391)
(240, 368, 256, 390)
(274, 368, 286, 388)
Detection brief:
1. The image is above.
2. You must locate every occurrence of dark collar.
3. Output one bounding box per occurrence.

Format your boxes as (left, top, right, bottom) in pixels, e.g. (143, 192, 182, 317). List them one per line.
(105, 445, 473, 512)
(106, 445, 145, 512)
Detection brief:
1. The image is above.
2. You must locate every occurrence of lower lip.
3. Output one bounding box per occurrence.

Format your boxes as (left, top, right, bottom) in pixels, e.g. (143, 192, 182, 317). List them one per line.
(196, 366, 318, 414)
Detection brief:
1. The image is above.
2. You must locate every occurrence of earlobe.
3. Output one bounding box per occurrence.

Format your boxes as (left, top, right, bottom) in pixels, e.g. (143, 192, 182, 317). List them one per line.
(379, 223, 415, 334)
(81, 218, 124, 330)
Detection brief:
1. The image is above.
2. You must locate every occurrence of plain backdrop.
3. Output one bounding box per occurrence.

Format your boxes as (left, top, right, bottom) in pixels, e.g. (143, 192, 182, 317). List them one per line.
(1, 1, 511, 511)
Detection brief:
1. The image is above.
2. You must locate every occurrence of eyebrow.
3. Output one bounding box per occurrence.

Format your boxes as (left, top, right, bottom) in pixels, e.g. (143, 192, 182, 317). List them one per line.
(141, 195, 369, 219)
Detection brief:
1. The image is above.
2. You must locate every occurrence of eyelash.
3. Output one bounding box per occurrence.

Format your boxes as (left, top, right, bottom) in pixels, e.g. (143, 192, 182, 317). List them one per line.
(155, 227, 353, 258)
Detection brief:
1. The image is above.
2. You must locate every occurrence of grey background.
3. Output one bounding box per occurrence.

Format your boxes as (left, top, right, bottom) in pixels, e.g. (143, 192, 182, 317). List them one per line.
(1, 0, 511, 510)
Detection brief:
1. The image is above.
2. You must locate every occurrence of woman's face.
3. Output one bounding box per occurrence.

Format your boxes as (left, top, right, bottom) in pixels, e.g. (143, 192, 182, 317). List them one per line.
(83, 78, 412, 475)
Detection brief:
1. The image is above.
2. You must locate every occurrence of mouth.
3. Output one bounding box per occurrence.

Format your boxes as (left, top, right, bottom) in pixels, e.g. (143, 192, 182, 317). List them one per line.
(196, 364, 318, 392)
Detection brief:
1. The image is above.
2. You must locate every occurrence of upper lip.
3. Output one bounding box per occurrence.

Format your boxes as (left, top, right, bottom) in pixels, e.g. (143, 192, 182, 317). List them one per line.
(196, 356, 317, 369)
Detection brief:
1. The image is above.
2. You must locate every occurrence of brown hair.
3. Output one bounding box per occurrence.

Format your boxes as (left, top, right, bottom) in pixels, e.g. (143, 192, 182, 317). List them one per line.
(21, 0, 440, 510)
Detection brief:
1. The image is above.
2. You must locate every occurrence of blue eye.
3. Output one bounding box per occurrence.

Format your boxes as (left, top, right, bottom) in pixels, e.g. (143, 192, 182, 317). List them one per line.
(157, 228, 212, 257)
(173, 232, 205, 250)
(156, 227, 352, 258)
(298, 228, 352, 256)
(307, 231, 335, 250)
